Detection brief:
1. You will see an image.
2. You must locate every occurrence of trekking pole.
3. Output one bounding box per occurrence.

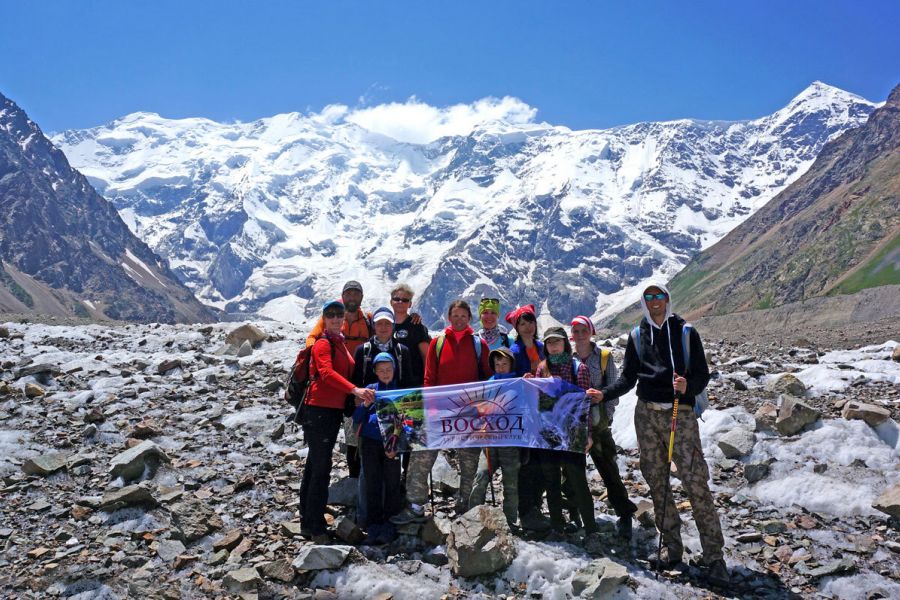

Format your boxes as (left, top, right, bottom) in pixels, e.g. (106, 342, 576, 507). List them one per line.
(656, 393, 681, 580)
(486, 449, 497, 506)
(428, 470, 435, 513)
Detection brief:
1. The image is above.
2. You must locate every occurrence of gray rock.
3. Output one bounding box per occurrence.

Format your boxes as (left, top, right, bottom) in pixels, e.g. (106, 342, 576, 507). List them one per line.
(156, 539, 186, 563)
(431, 453, 460, 493)
(291, 545, 353, 571)
(327, 477, 358, 506)
(15, 363, 58, 380)
(421, 516, 451, 546)
(170, 499, 223, 542)
(717, 428, 755, 458)
(744, 462, 770, 483)
(892, 346, 900, 363)
(754, 402, 778, 433)
(108, 440, 170, 482)
(571, 558, 630, 598)
(223, 567, 261, 593)
(873, 484, 900, 519)
(99, 484, 157, 511)
(280, 522, 304, 537)
(0, 326, 8, 338)
(423, 547, 449, 566)
(236, 340, 253, 358)
(261, 558, 295, 582)
(447, 504, 517, 577)
(209, 549, 229, 566)
(225, 324, 267, 348)
(775, 396, 820, 436)
(156, 359, 183, 375)
(841, 401, 891, 427)
(768, 373, 807, 397)
(805, 558, 856, 579)
(334, 517, 364, 545)
(22, 453, 69, 476)
(24, 382, 45, 397)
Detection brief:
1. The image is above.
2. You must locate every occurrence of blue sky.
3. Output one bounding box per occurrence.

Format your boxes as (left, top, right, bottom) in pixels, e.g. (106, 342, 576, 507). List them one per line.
(1, 1, 898, 133)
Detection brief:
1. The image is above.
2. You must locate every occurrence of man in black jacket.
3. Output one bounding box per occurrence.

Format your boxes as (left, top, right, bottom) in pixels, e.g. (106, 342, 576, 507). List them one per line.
(594, 283, 728, 585)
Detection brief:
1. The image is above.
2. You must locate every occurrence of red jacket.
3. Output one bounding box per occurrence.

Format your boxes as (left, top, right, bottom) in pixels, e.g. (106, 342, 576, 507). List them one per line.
(307, 335, 356, 409)
(424, 326, 491, 387)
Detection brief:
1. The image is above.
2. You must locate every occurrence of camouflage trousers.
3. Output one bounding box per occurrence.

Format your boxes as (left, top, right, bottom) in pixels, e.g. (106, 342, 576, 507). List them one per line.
(634, 400, 724, 562)
(405, 448, 481, 510)
(470, 447, 521, 526)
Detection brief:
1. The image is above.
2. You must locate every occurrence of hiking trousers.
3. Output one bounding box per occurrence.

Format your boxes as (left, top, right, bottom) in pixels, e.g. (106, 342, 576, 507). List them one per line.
(470, 447, 521, 526)
(589, 423, 637, 516)
(298, 405, 343, 535)
(634, 400, 724, 562)
(360, 437, 402, 525)
(405, 448, 480, 510)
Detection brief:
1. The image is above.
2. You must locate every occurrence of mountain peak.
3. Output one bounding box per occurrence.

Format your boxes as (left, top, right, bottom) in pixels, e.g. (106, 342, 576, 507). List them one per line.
(784, 81, 875, 112)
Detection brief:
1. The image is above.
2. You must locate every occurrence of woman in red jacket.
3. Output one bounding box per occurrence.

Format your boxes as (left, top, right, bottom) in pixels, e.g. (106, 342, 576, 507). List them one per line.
(392, 299, 491, 524)
(299, 299, 374, 543)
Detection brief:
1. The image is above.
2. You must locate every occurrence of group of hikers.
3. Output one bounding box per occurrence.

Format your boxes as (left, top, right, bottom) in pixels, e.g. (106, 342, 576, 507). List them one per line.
(294, 279, 729, 585)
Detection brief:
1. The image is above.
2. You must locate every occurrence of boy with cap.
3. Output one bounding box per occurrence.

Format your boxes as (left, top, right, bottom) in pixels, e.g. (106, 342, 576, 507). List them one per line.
(353, 352, 403, 544)
(352, 306, 414, 389)
(469, 347, 521, 528)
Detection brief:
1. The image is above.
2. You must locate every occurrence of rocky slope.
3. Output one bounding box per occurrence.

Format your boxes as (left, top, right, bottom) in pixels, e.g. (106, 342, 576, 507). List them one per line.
(0, 319, 897, 599)
(53, 83, 877, 328)
(0, 92, 215, 324)
(664, 83, 899, 318)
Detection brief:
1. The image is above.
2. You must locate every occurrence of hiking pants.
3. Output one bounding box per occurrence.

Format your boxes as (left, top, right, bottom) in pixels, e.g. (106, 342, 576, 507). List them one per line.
(470, 447, 521, 526)
(360, 437, 402, 525)
(518, 448, 547, 519)
(635, 400, 725, 562)
(589, 422, 637, 517)
(405, 448, 480, 509)
(299, 405, 343, 535)
(552, 451, 597, 532)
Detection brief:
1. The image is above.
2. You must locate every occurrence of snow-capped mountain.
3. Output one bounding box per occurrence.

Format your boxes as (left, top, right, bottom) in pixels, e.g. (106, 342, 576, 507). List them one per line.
(52, 82, 877, 329)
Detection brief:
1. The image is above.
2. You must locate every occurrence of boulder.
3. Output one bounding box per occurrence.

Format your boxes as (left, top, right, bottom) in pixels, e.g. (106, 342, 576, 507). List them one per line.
(213, 529, 244, 552)
(223, 567, 261, 595)
(156, 358, 182, 375)
(226, 324, 267, 348)
(775, 396, 819, 436)
(571, 558, 630, 598)
(0, 326, 8, 338)
(754, 402, 778, 433)
(236, 340, 253, 358)
(334, 517, 364, 545)
(155, 539, 186, 563)
(768, 373, 806, 397)
(841, 401, 891, 428)
(108, 440, 170, 482)
(22, 453, 69, 476)
(24, 383, 45, 398)
(291, 545, 353, 571)
(892, 346, 900, 362)
(446, 504, 517, 577)
(744, 462, 770, 484)
(170, 499, 223, 542)
(327, 477, 358, 506)
(421, 516, 451, 546)
(431, 453, 460, 493)
(717, 428, 755, 459)
(99, 484, 157, 511)
(261, 559, 295, 583)
(873, 484, 900, 519)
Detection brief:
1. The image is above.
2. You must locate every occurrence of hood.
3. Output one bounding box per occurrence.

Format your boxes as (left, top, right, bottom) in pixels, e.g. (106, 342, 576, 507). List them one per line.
(640, 282, 673, 330)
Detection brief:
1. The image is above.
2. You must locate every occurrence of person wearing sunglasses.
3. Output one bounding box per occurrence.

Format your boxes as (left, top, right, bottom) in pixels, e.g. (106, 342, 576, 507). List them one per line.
(592, 284, 727, 585)
(306, 280, 373, 356)
(389, 283, 431, 387)
(298, 300, 375, 545)
(476, 297, 510, 351)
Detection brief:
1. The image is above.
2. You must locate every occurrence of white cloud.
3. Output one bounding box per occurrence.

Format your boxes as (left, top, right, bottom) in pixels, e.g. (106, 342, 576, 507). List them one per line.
(341, 96, 539, 144)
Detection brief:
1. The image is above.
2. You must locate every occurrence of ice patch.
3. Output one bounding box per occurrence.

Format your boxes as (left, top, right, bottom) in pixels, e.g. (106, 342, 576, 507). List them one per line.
(795, 341, 900, 395)
(0, 429, 37, 475)
(501, 540, 592, 599)
(221, 407, 271, 429)
(819, 572, 900, 600)
(311, 560, 450, 599)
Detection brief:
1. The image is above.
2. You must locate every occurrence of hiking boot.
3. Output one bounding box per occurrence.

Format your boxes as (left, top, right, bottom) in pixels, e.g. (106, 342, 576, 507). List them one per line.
(519, 510, 552, 532)
(616, 515, 633, 540)
(389, 505, 425, 525)
(705, 559, 730, 586)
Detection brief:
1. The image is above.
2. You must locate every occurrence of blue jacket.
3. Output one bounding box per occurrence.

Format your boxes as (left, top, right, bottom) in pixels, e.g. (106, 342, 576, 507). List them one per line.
(509, 340, 545, 376)
(353, 381, 397, 441)
(489, 372, 518, 381)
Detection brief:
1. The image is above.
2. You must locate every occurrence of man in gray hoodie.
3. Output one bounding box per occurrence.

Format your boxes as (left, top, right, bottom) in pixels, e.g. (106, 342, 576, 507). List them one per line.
(593, 283, 728, 585)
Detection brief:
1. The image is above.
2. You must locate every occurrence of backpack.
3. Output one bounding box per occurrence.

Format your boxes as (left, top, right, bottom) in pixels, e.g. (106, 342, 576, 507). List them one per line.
(361, 340, 405, 386)
(630, 323, 709, 417)
(284, 336, 334, 410)
(435, 333, 484, 379)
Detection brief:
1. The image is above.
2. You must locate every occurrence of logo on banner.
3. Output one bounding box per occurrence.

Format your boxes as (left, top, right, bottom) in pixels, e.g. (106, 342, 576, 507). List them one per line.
(439, 382, 525, 439)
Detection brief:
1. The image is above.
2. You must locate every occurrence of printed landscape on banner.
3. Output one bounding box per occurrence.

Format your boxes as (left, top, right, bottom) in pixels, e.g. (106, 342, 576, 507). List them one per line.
(374, 377, 590, 454)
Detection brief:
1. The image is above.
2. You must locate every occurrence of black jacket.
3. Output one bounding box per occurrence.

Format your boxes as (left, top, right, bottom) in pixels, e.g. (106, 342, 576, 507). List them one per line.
(601, 314, 710, 406)
(351, 337, 415, 389)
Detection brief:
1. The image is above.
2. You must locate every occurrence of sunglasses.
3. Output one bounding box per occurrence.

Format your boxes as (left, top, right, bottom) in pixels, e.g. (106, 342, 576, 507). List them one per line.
(391, 297, 411, 303)
(644, 293, 668, 301)
(324, 311, 345, 319)
(479, 297, 500, 305)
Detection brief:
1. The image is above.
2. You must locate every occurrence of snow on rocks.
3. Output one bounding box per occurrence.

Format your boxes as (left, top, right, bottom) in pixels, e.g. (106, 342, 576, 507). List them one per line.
(718, 427, 756, 458)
